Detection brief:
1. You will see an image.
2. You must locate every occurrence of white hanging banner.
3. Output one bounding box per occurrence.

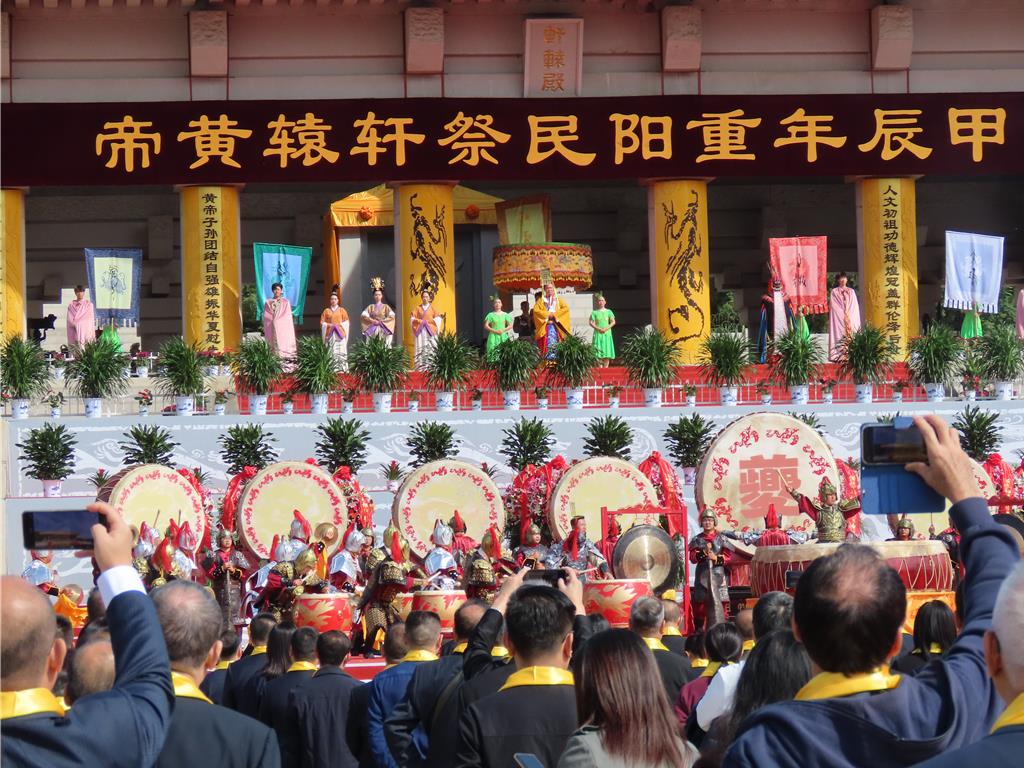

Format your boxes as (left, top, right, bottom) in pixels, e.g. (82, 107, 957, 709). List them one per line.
(944, 230, 1004, 313)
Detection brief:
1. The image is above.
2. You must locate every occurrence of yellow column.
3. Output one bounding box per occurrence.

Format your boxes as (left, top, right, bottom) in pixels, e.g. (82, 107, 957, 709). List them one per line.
(857, 178, 919, 359)
(648, 180, 712, 364)
(180, 185, 242, 353)
(394, 183, 456, 358)
(0, 189, 26, 339)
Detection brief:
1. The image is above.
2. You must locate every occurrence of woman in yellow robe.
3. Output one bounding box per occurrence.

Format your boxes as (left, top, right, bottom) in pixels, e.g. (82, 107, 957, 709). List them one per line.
(532, 282, 571, 359)
(410, 290, 443, 370)
(361, 284, 396, 346)
(320, 292, 351, 370)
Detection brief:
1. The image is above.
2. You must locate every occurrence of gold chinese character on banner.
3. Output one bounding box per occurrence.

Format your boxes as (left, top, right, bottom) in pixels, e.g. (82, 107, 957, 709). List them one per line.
(948, 107, 1006, 162)
(95, 116, 161, 173)
(773, 108, 847, 162)
(543, 50, 565, 68)
(609, 114, 673, 165)
(263, 113, 340, 168)
(543, 25, 566, 44)
(350, 112, 426, 167)
(526, 116, 596, 166)
(177, 114, 253, 169)
(438, 112, 511, 166)
(858, 109, 932, 160)
(685, 109, 762, 162)
(541, 73, 565, 93)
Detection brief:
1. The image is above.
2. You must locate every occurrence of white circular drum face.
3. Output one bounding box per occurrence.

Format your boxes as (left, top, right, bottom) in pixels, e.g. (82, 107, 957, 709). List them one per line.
(105, 464, 207, 544)
(548, 457, 659, 541)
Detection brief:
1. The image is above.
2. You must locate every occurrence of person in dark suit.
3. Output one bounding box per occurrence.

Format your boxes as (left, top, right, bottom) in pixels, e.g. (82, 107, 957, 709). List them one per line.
(260, 626, 318, 768)
(629, 596, 697, 704)
(1, 501, 173, 768)
(241, 621, 296, 722)
(201, 628, 241, 705)
(223, 612, 277, 716)
(150, 581, 280, 767)
(292, 630, 361, 768)
(660, 598, 687, 656)
(347, 623, 406, 768)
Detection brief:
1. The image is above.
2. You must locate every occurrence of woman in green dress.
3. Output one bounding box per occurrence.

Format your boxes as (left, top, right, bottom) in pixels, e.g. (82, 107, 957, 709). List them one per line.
(795, 306, 811, 341)
(589, 293, 616, 366)
(961, 303, 983, 340)
(483, 296, 512, 362)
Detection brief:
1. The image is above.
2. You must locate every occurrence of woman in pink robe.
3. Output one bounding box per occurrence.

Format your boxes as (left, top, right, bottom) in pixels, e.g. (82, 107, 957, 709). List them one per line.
(67, 285, 96, 346)
(828, 272, 861, 361)
(262, 282, 297, 360)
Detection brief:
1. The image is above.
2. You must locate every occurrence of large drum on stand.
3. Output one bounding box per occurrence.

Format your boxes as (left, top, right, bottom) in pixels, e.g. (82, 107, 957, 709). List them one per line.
(294, 592, 355, 633)
(583, 580, 654, 628)
(410, 590, 467, 635)
(611, 525, 679, 594)
(97, 464, 207, 544)
(548, 458, 660, 541)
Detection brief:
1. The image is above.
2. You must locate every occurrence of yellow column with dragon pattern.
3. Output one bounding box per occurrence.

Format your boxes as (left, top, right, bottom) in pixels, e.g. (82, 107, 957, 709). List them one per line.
(0, 189, 27, 340)
(394, 183, 456, 359)
(648, 180, 712, 364)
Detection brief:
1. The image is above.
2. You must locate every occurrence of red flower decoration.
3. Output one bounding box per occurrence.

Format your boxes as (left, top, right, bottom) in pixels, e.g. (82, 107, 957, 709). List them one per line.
(358, 206, 374, 222)
(464, 204, 480, 220)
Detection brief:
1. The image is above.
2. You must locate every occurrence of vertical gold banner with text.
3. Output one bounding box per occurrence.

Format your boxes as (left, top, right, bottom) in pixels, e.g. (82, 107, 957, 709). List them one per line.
(181, 186, 242, 353)
(0, 190, 26, 340)
(395, 183, 456, 358)
(649, 180, 712, 364)
(859, 178, 919, 359)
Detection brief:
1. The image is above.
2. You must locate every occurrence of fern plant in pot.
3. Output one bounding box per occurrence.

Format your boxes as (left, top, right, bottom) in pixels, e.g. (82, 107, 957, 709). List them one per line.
(769, 329, 824, 405)
(407, 421, 459, 467)
(835, 324, 897, 404)
(16, 423, 77, 497)
(664, 414, 718, 485)
(315, 418, 371, 473)
(977, 325, 1024, 401)
(552, 334, 598, 410)
(424, 332, 478, 412)
(1, 336, 51, 420)
(698, 332, 750, 406)
(293, 335, 343, 415)
(155, 337, 206, 416)
(230, 337, 284, 416)
(500, 417, 555, 471)
(489, 339, 539, 411)
(908, 325, 962, 402)
(65, 339, 130, 418)
(583, 415, 634, 461)
(348, 335, 410, 413)
(620, 327, 681, 408)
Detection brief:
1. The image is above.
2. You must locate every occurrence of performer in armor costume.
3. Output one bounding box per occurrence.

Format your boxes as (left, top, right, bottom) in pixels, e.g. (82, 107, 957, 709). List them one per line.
(357, 559, 407, 656)
(171, 522, 200, 582)
(329, 524, 367, 592)
(466, 525, 515, 581)
(889, 514, 915, 542)
(596, 518, 620, 565)
(21, 550, 59, 596)
(931, 515, 963, 585)
(514, 523, 550, 568)
(254, 547, 328, 621)
(545, 517, 610, 581)
(753, 504, 794, 548)
(787, 477, 860, 544)
(424, 519, 461, 589)
(465, 558, 499, 604)
(272, 510, 312, 562)
(688, 509, 732, 630)
(449, 511, 478, 563)
(205, 530, 251, 626)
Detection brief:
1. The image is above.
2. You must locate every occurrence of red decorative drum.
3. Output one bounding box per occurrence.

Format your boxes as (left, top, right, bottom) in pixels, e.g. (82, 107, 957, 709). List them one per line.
(548, 458, 659, 542)
(395, 593, 416, 621)
(293, 592, 355, 633)
(98, 464, 207, 545)
(410, 590, 467, 634)
(582, 579, 653, 628)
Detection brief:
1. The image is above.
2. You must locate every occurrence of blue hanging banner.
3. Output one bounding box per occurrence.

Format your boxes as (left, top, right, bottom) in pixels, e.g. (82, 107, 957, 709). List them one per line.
(253, 242, 312, 322)
(84, 248, 143, 325)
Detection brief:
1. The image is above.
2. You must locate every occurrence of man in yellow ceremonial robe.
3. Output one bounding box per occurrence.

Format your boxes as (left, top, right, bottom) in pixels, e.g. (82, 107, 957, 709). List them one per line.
(533, 282, 571, 359)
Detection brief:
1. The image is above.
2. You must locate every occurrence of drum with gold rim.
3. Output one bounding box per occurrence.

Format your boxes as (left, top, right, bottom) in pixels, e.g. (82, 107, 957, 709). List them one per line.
(410, 590, 467, 635)
(548, 458, 660, 542)
(293, 592, 355, 633)
(97, 464, 207, 545)
(582, 579, 654, 629)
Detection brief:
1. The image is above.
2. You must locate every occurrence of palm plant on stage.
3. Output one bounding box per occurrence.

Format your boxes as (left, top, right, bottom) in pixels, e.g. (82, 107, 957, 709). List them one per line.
(406, 421, 459, 468)
(424, 332, 478, 393)
(663, 414, 718, 471)
(219, 423, 279, 474)
(620, 327, 682, 390)
(348, 334, 410, 393)
(500, 417, 556, 472)
(769, 329, 823, 388)
(952, 405, 1002, 462)
(64, 338, 130, 400)
(292, 335, 343, 395)
(698, 332, 750, 389)
(154, 337, 206, 398)
(230, 337, 284, 396)
(551, 333, 599, 389)
(315, 418, 371, 474)
(788, 411, 826, 438)
(835, 324, 897, 385)
(583, 415, 634, 462)
(120, 424, 179, 467)
(908, 324, 962, 388)
(16, 423, 77, 482)
(977, 325, 1024, 384)
(489, 339, 540, 393)
(1, 335, 51, 402)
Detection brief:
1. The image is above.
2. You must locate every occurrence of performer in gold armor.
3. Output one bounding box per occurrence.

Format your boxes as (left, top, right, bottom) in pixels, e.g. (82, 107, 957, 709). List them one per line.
(787, 477, 861, 544)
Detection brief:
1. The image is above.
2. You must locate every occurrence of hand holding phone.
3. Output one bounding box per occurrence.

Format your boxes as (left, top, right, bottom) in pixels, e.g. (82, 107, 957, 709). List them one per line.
(89, 502, 133, 572)
(904, 415, 980, 505)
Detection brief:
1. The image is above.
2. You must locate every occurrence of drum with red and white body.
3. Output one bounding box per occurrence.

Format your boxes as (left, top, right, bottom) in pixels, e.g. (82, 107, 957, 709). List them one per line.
(548, 458, 660, 542)
(582, 579, 653, 628)
(97, 464, 208, 546)
(410, 590, 467, 635)
(293, 592, 355, 633)
(395, 593, 416, 621)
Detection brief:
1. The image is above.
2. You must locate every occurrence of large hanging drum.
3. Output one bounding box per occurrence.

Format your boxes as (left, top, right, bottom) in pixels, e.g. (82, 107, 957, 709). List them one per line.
(97, 464, 206, 544)
(237, 462, 348, 559)
(548, 458, 660, 541)
(293, 592, 355, 633)
(582, 579, 654, 628)
(612, 525, 679, 594)
(392, 461, 504, 559)
(410, 590, 467, 635)
(696, 413, 839, 535)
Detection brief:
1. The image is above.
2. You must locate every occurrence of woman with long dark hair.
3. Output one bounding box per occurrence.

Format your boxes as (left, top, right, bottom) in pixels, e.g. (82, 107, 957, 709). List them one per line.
(676, 622, 743, 726)
(891, 600, 957, 676)
(262, 621, 296, 681)
(559, 629, 697, 768)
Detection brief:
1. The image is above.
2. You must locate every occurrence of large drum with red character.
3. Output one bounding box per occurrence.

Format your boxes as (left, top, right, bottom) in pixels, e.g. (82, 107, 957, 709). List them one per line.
(293, 592, 355, 633)
(750, 540, 954, 596)
(410, 590, 467, 635)
(582, 579, 653, 628)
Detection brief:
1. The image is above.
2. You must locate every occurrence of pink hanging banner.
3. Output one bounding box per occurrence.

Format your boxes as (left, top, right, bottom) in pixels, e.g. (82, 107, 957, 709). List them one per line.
(769, 236, 829, 314)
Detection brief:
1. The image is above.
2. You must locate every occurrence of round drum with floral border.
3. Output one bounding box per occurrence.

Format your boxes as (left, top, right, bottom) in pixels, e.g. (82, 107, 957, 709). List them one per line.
(548, 458, 660, 542)
(98, 464, 207, 545)
(695, 413, 839, 535)
(392, 461, 504, 559)
(238, 461, 348, 559)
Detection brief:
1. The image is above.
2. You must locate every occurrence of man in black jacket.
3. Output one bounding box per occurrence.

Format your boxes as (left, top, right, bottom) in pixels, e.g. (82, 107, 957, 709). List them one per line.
(293, 630, 361, 768)
(1, 502, 174, 768)
(260, 626, 319, 768)
(223, 612, 277, 716)
(630, 596, 697, 703)
(347, 623, 407, 768)
(661, 597, 687, 656)
(201, 629, 240, 705)
(151, 580, 280, 768)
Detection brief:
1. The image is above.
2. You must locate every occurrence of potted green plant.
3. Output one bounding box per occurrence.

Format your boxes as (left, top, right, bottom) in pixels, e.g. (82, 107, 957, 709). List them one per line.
(219, 423, 279, 474)
(230, 337, 284, 416)
(620, 327, 682, 408)
(213, 389, 230, 416)
(315, 418, 371, 473)
(155, 337, 206, 415)
(120, 424, 178, 467)
(16, 423, 76, 497)
(470, 387, 484, 412)
(820, 378, 837, 405)
(65, 339, 130, 418)
(908, 325, 962, 402)
(292, 335, 342, 415)
(664, 413, 718, 484)
(683, 384, 698, 407)
(489, 339, 539, 411)
(424, 332, 478, 412)
(134, 350, 152, 379)
(769, 329, 824, 405)
(47, 392, 64, 419)
(952, 405, 1002, 462)
(582, 415, 634, 461)
(51, 352, 67, 381)
(534, 385, 550, 410)
(1, 336, 51, 419)
(348, 335, 409, 413)
(698, 332, 750, 406)
(135, 388, 153, 417)
(499, 417, 555, 471)
(977, 325, 1024, 401)
(199, 349, 220, 377)
(408, 391, 421, 412)
(891, 378, 908, 404)
(960, 347, 985, 402)
(551, 333, 598, 410)
(281, 392, 295, 414)
(835, 324, 897, 404)
(605, 384, 623, 409)
(756, 382, 772, 406)
(379, 460, 406, 492)
(341, 387, 358, 414)
(407, 421, 459, 467)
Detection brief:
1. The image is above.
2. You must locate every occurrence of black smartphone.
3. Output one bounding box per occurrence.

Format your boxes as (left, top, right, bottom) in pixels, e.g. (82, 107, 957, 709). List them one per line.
(22, 510, 101, 550)
(861, 424, 930, 465)
(523, 557, 538, 570)
(524, 568, 568, 587)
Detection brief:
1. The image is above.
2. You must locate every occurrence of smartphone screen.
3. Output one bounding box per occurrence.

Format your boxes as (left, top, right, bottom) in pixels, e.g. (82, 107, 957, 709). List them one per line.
(22, 510, 100, 550)
(523, 557, 538, 570)
(862, 425, 929, 465)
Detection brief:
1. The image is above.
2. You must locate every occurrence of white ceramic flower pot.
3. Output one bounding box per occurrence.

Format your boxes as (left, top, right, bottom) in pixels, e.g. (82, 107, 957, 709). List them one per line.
(566, 388, 585, 410)
(311, 393, 329, 415)
(214, 403, 226, 416)
(503, 390, 521, 411)
(789, 384, 810, 405)
(249, 394, 269, 416)
(174, 395, 194, 416)
(84, 398, 103, 418)
(136, 366, 149, 378)
(138, 405, 149, 417)
(50, 407, 61, 419)
(892, 391, 904, 403)
(282, 402, 295, 414)
(537, 398, 549, 410)
(204, 365, 219, 377)
(53, 367, 65, 381)
(41, 479, 62, 498)
(924, 383, 945, 402)
(965, 389, 977, 402)
(435, 391, 455, 412)
(682, 467, 697, 485)
(471, 399, 483, 412)
(123, 367, 131, 379)
(643, 388, 662, 408)
(609, 396, 620, 409)
(719, 387, 737, 407)
(342, 401, 354, 414)
(408, 400, 420, 412)
(11, 398, 29, 419)
(221, 364, 232, 376)
(761, 394, 772, 405)
(994, 381, 1014, 401)
(823, 391, 834, 404)
(373, 392, 392, 413)
(387, 480, 399, 492)
(855, 383, 873, 404)
(686, 394, 697, 407)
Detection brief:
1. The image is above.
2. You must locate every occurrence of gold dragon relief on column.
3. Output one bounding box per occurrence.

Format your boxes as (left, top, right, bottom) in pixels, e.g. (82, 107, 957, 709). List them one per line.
(661, 189, 706, 341)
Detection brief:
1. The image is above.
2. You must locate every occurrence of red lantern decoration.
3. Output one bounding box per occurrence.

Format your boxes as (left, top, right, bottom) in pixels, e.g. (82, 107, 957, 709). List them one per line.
(464, 203, 480, 220)
(358, 206, 374, 222)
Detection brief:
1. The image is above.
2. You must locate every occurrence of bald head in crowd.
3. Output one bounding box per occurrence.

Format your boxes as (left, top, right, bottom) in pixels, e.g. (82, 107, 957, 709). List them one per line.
(454, 599, 489, 641)
(66, 641, 116, 705)
(661, 599, 681, 628)
(0, 577, 66, 692)
(151, 581, 224, 672)
(989, 560, 1024, 702)
(733, 608, 755, 642)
